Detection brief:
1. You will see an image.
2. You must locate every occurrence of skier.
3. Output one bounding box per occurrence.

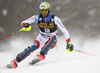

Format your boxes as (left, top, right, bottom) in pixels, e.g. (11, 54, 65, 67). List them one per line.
(6, 2, 74, 68)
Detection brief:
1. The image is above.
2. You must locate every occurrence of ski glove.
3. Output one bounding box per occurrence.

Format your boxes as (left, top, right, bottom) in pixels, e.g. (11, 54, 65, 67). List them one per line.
(21, 23, 31, 31)
(66, 42, 74, 52)
(24, 23, 30, 28)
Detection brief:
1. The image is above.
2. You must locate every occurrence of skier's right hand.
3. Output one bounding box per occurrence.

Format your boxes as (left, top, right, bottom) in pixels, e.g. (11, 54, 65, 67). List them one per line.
(21, 22, 31, 31)
(22, 22, 30, 28)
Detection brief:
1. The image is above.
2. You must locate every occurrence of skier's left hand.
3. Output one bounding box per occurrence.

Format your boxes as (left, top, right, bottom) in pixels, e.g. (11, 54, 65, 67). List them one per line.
(66, 42, 74, 52)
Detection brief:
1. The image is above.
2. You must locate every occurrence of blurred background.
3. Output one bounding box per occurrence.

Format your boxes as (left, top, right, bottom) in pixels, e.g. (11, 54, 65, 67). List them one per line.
(0, 0, 100, 51)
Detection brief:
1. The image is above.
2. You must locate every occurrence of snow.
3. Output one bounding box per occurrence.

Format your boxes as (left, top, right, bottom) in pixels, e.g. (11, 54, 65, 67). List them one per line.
(88, 9, 96, 16)
(0, 36, 100, 73)
(0, 27, 4, 33)
(55, 6, 61, 11)
(2, 9, 8, 16)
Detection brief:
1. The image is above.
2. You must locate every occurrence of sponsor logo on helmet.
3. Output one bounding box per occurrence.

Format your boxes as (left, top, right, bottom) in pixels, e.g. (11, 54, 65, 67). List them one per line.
(40, 4, 47, 9)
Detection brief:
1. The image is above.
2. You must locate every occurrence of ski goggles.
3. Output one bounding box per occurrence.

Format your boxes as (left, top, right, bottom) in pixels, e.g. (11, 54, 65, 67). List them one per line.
(40, 9, 49, 13)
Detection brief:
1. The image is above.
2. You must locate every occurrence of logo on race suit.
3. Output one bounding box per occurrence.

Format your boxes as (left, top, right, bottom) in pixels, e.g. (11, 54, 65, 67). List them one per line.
(40, 4, 47, 9)
(39, 22, 54, 28)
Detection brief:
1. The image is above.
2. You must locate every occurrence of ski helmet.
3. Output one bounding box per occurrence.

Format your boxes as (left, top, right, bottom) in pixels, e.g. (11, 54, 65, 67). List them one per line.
(39, 2, 50, 13)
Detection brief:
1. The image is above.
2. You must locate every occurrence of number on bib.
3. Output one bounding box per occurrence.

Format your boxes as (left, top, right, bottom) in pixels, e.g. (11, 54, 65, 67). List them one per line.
(44, 28, 50, 33)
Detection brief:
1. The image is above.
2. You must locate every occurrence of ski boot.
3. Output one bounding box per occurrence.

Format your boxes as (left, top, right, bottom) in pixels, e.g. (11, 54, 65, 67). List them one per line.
(6, 59, 18, 68)
(30, 54, 45, 65)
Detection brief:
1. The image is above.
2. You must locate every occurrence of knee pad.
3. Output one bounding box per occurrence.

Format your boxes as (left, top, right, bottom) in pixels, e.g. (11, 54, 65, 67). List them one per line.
(16, 45, 37, 62)
(16, 54, 21, 62)
(48, 35, 57, 45)
(51, 40, 57, 49)
(51, 35, 57, 41)
(41, 35, 57, 55)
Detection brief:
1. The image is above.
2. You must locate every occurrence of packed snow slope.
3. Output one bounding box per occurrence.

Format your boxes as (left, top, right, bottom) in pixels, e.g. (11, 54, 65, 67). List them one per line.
(0, 36, 100, 73)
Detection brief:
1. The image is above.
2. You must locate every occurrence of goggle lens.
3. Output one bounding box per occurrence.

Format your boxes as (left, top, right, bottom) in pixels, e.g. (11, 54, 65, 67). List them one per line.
(40, 9, 49, 13)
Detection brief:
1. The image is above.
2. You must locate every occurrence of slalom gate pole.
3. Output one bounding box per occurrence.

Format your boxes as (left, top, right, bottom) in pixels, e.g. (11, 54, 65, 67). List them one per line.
(74, 49, 95, 56)
(0, 28, 24, 41)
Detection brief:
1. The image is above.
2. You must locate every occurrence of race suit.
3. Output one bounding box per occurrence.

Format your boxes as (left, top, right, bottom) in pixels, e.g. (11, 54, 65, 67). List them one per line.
(16, 14, 71, 62)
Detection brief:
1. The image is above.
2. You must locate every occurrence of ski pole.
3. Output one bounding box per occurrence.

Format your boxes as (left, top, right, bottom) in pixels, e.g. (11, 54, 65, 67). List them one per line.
(74, 49, 95, 56)
(0, 27, 24, 41)
(0, 25, 31, 41)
